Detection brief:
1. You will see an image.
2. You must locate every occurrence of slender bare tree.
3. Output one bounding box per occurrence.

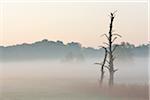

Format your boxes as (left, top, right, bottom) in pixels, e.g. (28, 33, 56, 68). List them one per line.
(95, 47, 108, 86)
(96, 11, 121, 87)
(107, 12, 121, 87)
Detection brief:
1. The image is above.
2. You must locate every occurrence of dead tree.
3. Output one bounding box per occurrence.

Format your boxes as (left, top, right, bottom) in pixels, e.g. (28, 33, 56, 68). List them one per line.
(107, 12, 121, 87)
(95, 47, 108, 86)
(97, 11, 121, 87)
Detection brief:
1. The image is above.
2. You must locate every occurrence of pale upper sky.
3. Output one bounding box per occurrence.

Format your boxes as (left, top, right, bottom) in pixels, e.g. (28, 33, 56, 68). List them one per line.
(0, 1, 148, 48)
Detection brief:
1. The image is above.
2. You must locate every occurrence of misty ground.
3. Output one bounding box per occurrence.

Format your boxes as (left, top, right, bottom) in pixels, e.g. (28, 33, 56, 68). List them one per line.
(0, 79, 148, 100)
(0, 57, 148, 100)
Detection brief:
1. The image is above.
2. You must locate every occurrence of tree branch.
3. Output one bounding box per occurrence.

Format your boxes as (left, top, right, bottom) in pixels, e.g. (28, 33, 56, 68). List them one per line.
(113, 69, 118, 72)
(103, 42, 109, 46)
(104, 66, 110, 70)
(112, 37, 118, 43)
(112, 54, 119, 61)
(112, 45, 119, 53)
(106, 60, 110, 64)
(94, 63, 109, 70)
(112, 33, 122, 38)
(113, 10, 118, 15)
(112, 56, 116, 61)
(101, 34, 109, 40)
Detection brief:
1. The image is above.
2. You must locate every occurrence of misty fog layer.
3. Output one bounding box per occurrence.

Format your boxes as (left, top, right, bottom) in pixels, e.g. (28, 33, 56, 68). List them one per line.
(0, 57, 148, 85)
(0, 56, 148, 100)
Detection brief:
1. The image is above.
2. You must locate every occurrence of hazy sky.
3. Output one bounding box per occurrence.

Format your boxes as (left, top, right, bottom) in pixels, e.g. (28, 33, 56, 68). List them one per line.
(0, 1, 148, 48)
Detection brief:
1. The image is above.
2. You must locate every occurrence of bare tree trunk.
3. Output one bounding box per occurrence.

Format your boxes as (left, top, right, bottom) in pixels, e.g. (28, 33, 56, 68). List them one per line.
(108, 13, 115, 87)
(99, 48, 107, 85)
(100, 70, 104, 85)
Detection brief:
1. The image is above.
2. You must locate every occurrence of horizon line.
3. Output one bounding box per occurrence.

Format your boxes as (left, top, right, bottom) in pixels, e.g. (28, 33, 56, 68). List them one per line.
(0, 39, 149, 48)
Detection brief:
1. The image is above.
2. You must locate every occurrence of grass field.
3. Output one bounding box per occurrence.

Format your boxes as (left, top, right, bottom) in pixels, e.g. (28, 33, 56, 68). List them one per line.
(0, 79, 148, 100)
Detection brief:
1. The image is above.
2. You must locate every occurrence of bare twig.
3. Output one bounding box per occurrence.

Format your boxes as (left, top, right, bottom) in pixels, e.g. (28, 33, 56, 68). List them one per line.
(112, 33, 122, 38)
(104, 66, 110, 70)
(112, 37, 118, 43)
(113, 69, 118, 72)
(101, 34, 109, 40)
(94, 62, 102, 65)
(103, 42, 109, 46)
